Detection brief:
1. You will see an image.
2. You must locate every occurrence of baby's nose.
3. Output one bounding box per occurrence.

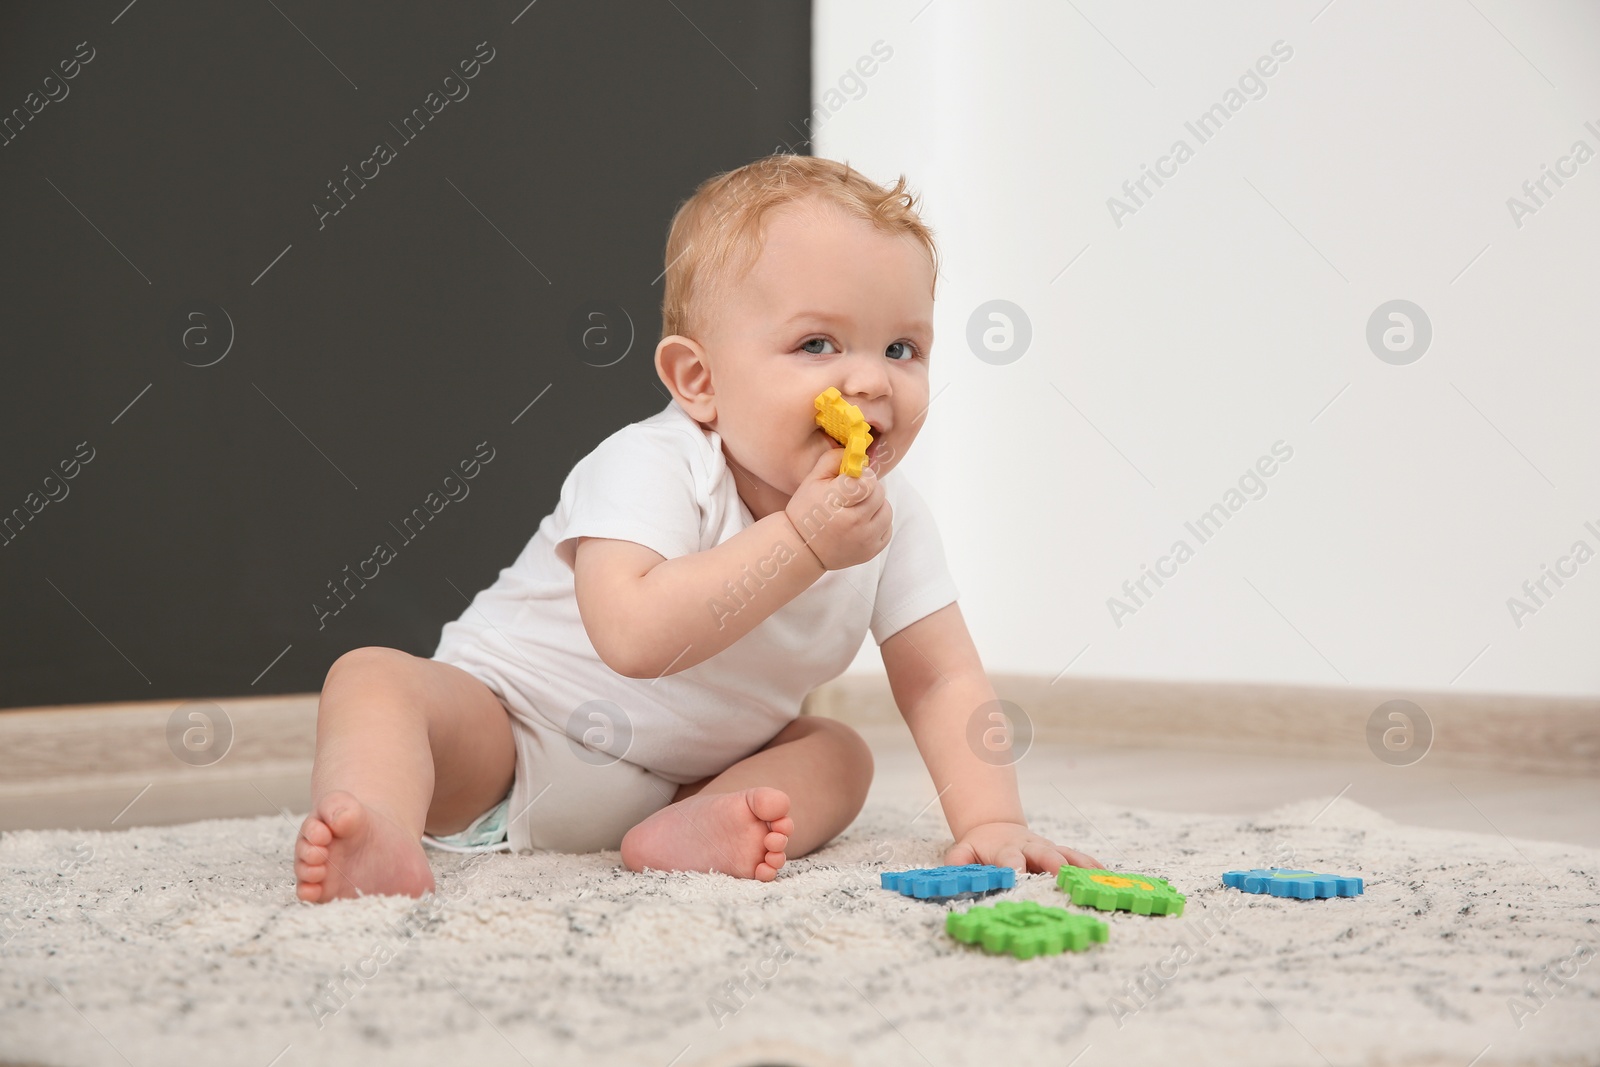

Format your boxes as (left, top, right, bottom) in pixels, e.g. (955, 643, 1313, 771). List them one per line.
(839, 358, 890, 401)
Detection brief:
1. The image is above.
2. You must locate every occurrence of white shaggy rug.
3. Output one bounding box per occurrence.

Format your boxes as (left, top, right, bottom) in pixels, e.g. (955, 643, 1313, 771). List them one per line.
(2, 796, 1597, 1067)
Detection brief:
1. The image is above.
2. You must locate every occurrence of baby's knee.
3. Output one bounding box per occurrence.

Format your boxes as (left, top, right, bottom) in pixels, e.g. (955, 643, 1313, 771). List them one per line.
(326, 645, 410, 678)
(321, 645, 417, 701)
(808, 716, 875, 790)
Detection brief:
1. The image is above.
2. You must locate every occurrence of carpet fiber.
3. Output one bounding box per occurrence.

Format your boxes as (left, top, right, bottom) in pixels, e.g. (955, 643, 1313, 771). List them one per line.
(3, 796, 1597, 1067)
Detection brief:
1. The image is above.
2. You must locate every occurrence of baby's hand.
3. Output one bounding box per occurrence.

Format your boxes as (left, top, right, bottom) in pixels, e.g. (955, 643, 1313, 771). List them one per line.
(945, 821, 1103, 876)
(785, 447, 892, 570)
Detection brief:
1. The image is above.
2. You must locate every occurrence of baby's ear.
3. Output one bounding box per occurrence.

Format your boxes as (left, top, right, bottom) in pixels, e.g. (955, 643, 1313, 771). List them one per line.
(655, 335, 716, 421)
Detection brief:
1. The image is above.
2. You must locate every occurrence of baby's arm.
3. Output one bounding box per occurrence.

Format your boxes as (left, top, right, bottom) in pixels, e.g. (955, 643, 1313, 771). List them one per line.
(574, 447, 888, 678)
(881, 601, 1103, 875)
(574, 515, 820, 677)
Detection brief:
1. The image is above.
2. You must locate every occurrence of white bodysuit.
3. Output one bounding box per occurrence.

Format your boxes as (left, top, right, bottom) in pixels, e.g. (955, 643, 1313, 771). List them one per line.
(429, 398, 959, 852)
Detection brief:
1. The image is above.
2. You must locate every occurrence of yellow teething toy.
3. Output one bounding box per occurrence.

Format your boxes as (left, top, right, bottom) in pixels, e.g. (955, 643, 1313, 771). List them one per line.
(813, 387, 873, 477)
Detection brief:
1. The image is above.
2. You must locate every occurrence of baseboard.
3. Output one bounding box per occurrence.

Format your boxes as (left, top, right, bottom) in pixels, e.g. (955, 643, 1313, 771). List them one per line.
(0, 694, 318, 833)
(802, 673, 1600, 776)
(0, 694, 317, 785)
(2, 675, 1594, 833)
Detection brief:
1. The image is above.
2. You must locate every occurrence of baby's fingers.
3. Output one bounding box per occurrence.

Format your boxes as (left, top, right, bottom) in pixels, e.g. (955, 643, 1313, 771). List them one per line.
(996, 845, 1027, 874)
(1022, 839, 1070, 876)
(1059, 846, 1104, 871)
(834, 466, 879, 507)
(943, 841, 979, 867)
(808, 446, 848, 481)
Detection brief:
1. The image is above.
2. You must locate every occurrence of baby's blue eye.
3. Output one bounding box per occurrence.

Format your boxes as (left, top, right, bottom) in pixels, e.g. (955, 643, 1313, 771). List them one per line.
(886, 341, 916, 361)
(800, 337, 838, 355)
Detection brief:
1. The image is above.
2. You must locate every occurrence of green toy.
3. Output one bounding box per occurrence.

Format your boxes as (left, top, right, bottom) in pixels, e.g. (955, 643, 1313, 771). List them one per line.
(945, 900, 1109, 959)
(1056, 867, 1186, 916)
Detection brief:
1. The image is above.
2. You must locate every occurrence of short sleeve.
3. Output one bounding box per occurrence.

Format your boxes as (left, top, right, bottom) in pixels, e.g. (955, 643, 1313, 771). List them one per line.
(869, 473, 960, 645)
(550, 425, 703, 571)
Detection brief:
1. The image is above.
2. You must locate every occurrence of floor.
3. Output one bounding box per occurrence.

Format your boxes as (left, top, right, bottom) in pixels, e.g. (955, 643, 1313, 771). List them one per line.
(6, 731, 1597, 1067)
(6, 719, 1595, 853)
(856, 723, 1600, 851)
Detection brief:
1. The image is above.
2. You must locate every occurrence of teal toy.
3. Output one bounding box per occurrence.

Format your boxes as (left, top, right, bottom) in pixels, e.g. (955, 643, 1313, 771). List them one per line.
(1222, 868, 1363, 899)
(881, 864, 1014, 901)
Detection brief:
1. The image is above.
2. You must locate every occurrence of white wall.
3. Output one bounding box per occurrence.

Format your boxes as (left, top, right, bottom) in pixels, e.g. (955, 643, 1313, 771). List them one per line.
(819, 0, 1600, 697)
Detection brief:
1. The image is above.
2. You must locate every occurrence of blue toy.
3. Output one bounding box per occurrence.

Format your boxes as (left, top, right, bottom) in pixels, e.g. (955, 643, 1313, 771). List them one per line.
(1222, 868, 1364, 899)
(881, 864, 1016, 900)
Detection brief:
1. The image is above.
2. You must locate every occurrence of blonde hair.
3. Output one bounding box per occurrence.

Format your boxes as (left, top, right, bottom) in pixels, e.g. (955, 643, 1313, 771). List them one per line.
(660, 154, 939, 341)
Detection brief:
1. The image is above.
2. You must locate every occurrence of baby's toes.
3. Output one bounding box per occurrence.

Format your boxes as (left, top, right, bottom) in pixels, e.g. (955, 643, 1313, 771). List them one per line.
(295, 837, 327, 864)
(753, 861, 779, 883)
(767, 815, 794, 837)
(745, 787, 790, 824)
(318, 791, 366, 839)
(299, 815, 332, 849)
(764, 849, 786, 871)
(763, 829, 788, 853)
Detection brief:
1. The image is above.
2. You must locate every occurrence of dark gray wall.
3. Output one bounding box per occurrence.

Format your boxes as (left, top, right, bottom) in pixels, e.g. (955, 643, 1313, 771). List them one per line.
(0, 1, 812, 709)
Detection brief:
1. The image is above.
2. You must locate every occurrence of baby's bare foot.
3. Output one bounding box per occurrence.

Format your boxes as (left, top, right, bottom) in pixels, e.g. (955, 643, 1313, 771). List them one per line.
(621, 786, 794, 882)
(294, 790, 435, 903)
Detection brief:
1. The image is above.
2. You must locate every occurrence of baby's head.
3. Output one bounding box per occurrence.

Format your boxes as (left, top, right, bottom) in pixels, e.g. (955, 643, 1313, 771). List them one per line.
(655, 155, 939, 517)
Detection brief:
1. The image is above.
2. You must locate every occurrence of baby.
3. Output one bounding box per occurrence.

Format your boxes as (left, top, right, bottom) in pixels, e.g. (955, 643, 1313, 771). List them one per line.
(293, 155, 1100, 902)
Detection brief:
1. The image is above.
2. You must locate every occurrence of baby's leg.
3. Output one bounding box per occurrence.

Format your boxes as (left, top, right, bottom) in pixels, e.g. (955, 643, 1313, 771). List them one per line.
(620, 715, 873, 882)
(293, 647, 516, 903)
